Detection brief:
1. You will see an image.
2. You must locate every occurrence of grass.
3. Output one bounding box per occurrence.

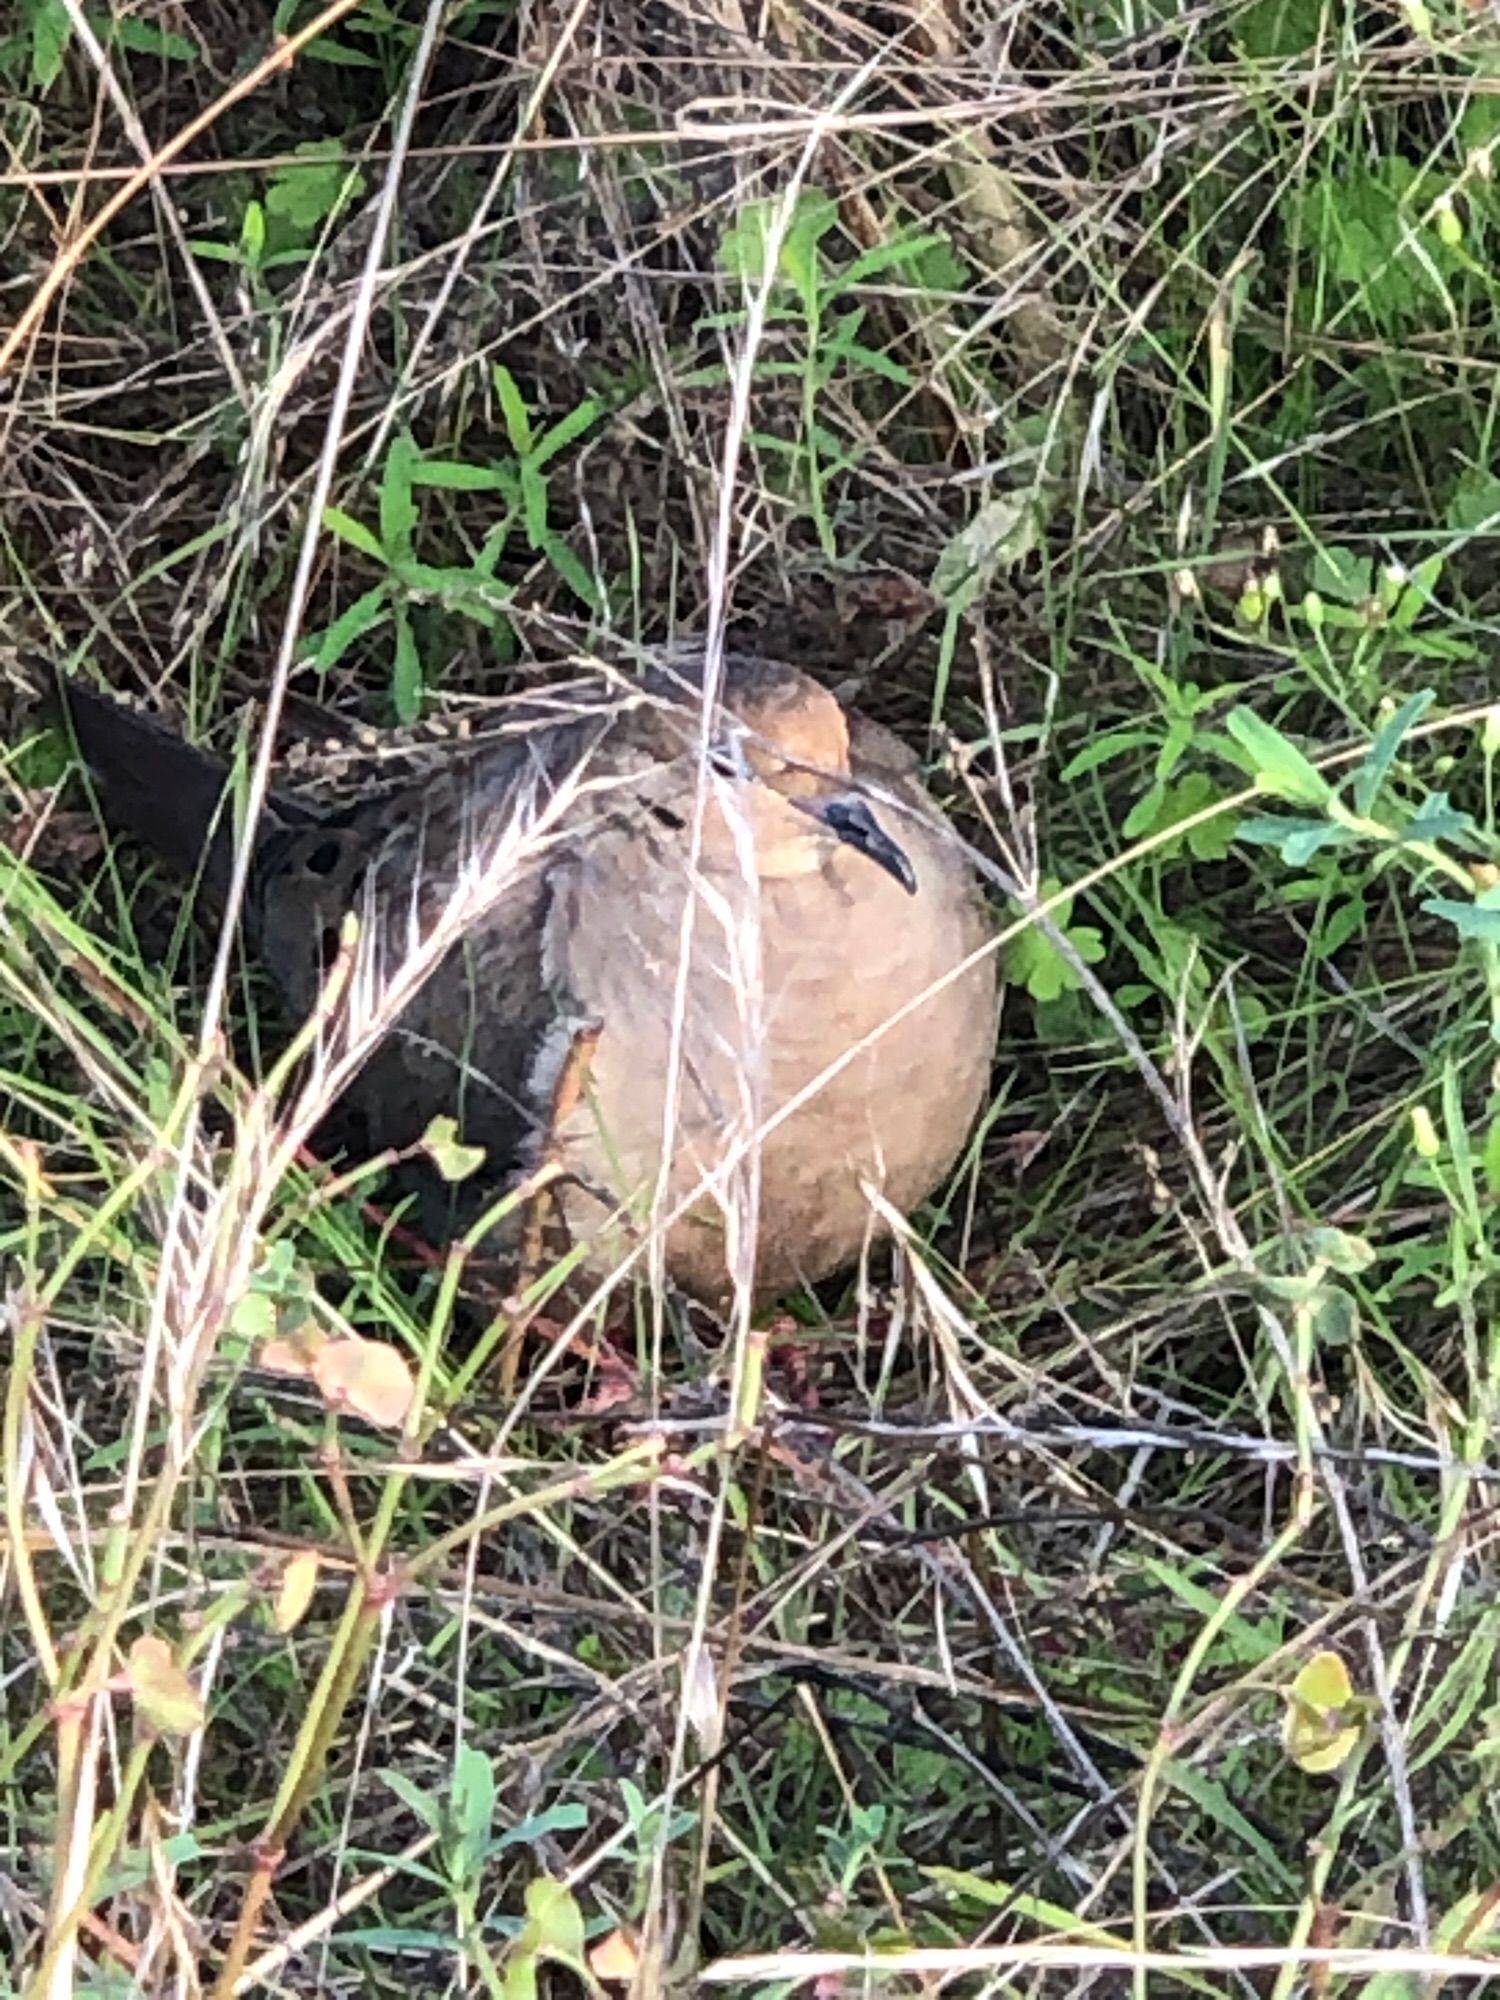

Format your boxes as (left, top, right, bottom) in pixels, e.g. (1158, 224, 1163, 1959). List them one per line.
(6, 0, 1500, 1991)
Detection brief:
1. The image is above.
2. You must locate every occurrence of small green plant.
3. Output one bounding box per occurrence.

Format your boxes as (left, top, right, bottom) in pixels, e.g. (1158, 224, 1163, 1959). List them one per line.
(710, 190, 945, 554)
(379, 1745, 590, 1991)
(1005, 878, 1107, 1011)
(7, 0, 195, 86)
(190, 141, 368, 285)
(312, 380, 602, 718)
(1225, 689, 1500, 1032)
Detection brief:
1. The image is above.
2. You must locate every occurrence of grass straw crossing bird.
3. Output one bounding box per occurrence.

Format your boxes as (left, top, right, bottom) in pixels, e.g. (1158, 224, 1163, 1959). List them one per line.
(25, 649, 998, 1306)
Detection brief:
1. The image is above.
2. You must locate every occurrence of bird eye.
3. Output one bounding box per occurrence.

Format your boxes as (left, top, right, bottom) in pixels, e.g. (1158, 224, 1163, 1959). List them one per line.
(302, 838, 342, 877)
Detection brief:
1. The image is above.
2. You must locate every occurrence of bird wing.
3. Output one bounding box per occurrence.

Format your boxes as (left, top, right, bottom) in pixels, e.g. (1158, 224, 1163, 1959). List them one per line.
(24, 653, 316, 905)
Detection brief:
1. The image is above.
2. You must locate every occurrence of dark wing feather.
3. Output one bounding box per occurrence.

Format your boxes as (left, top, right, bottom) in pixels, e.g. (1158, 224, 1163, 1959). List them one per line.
(25, 654, 314, 905)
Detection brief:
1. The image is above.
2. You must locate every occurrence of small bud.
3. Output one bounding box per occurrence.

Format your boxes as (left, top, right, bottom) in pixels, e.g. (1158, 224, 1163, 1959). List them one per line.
(1412, 1106, 1440, 1159)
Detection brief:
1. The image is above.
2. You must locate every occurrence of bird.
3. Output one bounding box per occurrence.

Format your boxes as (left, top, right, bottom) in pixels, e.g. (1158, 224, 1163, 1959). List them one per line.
(25, 649, 998, 1305)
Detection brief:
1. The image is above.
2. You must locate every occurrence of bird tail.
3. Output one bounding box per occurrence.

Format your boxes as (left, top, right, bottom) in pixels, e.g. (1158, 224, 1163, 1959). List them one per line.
(23, 653, 265, 907)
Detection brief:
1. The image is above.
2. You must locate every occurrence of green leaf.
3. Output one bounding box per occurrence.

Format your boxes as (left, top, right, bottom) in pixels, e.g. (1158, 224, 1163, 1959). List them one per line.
(302, 32, 381, 65)
(1225, 708, 1331, 806)
(308, 584, 390, 672)
(530, 397, 602, 469)
(378, 435, 420, 557)
(1447, 467, 1500, 535)
(101, 13, 197, 59)
(1387, 551, 1443, 630)
(450, 1743, 496, 1881)
(30, 0, 69, 85)
(489, 1801, 589, 1854)
(1403, 791, 1479, 847)
(421, 1114, 486, 1183)
(1004, 885, 1106, 1004)
(1309, 543, 1373, 606)
(522, 1876, 586, 1960)
(239, 199, 266, 268)
(1304, 1226, 1377, 1275)
(1312, 891, 1367, 959)
(1058, 729, 1160, 782)
(782, 189, 838, 308)
(1235, 815, 1357, 865)
(1351, 688, 1433, 815)
(265, 141, 358, 238)
(519, 459, 550, 549)
(492, 364, 534, 456)
(322, 507, 386, 563)
(1235, 0, 1323, 56)
(1422, 895, 1500, 940)
(381, 1767, 443, 1833)
(841, 231, 947, 286)
(1299, 157, 1456, 332)
(718, 189, 835, 301)
(822, 333, 913, 385)
(913, 233, 969, 291)
(538, 534, 604, 611)
(408, 458, 512, 492)
(391, 609, 422, 723)
(1122, 778, 1167, 841)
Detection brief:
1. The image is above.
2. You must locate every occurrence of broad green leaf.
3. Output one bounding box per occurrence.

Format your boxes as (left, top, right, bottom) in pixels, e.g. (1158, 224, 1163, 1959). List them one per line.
(1352, 688, 1433, 815)
(322, 507, 386, 562)
(842, 231, 947, 286)
(30, 0, 69, 85)
(1235, 0, 1322, 56)
(379, 435, 420, 555)
(409, 458, 512, 492)
(1225, 708, 1331, 806)
(1309, 543, 1373, 605)
(308, 583, 390, 672)
(1422, 894, 1500, 940)
(1403, 791, 1480, 846)
(265, 141, 357, 236)
(1448, 467, 1500, 535)
(105, 15, 197, 59)
(451, 1743, 497, 1880)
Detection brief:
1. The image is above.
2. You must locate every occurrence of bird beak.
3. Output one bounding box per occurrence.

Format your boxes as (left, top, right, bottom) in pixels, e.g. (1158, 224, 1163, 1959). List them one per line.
(800, 792, 918, 895)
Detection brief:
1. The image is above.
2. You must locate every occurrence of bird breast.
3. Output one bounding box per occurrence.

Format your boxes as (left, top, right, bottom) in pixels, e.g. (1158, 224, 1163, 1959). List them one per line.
(545, 794, 997, 1302)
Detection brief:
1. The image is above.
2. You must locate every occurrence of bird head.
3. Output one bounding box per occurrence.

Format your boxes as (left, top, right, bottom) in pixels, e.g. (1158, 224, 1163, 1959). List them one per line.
(665, 659, 919, 896)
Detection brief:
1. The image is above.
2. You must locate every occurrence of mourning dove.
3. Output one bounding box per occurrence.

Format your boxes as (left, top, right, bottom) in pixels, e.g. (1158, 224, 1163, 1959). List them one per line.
(29, 651, 997, 1304)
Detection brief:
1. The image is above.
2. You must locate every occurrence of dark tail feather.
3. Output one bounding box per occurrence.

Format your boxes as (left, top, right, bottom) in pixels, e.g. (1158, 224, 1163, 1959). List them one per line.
(24, 654, 267, 907)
